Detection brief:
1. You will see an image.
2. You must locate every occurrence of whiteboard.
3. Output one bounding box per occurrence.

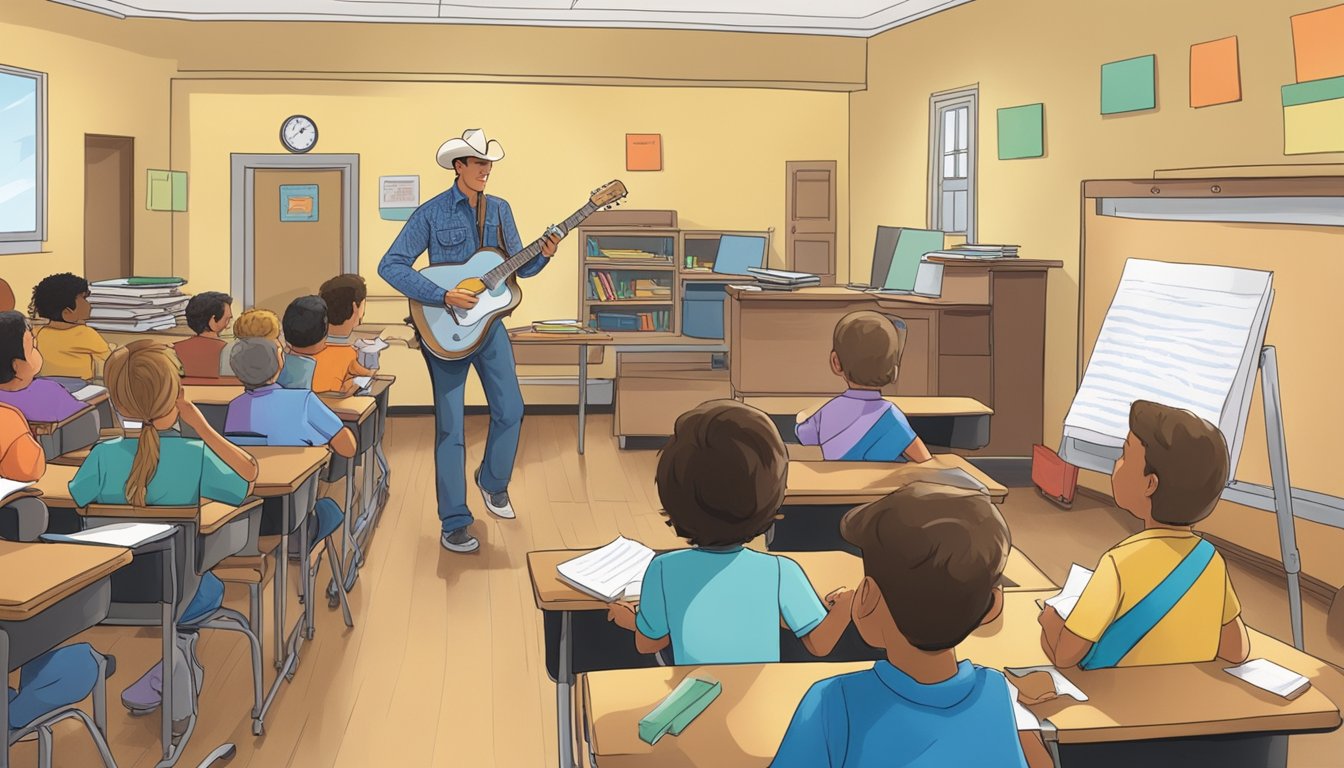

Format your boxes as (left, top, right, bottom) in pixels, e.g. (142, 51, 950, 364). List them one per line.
(1061, 258, 1273, 475)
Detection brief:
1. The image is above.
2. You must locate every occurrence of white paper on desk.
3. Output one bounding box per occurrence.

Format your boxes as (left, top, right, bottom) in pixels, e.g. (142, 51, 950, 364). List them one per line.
(1005, 680, 1042, 731)
(1044, 563, 1094, 620)
(48, 522, 174, 548)
(556, 536, 655, 602)
(727, 284, 761, 292)
(72, 384, 107, 402)
(353, 337, 389, 354)
(352, 376, 373, 392)
(1006, 666, 1089, 702)
(0, 477, 34, 499)
(1225, 658, 1311, 699)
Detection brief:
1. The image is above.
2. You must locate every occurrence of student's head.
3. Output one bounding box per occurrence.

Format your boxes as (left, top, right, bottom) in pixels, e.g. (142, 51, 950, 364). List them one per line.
(31, 273, 91, 323)
(230, 337, 284, 391)
(233, 308, 281, 340)
(319, 274, 368, 329)
(655, 400, 786, 547)
(841, 483, 1010, 652)
(0, 311, 42, 389)
(185, 291, 234, 336)
(0, 278, 14, 313)
(830, 311, 903, 389)
(282, 296, 329, 352)
(1115, 400, 1230, 527)
(104, 342, 183, 507)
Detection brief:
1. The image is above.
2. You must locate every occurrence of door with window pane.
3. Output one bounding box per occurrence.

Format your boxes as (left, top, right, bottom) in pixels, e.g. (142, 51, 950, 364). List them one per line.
(928, 88, 978, 241)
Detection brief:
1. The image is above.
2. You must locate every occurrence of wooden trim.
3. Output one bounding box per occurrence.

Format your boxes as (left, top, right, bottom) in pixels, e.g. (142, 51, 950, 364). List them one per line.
(1083, 177, 1344, 199)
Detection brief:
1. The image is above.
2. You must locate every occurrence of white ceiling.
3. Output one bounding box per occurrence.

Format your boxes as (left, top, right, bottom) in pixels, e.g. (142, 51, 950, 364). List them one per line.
(51, 0, 974, 37)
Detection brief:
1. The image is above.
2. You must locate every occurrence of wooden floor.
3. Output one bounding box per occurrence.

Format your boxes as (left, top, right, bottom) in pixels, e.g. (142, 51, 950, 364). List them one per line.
(18, 414, 1344, 767)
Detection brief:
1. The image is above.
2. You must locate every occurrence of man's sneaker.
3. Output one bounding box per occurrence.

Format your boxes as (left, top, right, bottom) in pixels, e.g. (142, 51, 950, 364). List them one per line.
(441, 527, 480, 553)
(475, 469, 516, 519)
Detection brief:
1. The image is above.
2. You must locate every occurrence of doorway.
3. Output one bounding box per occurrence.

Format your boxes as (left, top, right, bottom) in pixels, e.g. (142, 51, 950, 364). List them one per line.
(231, 154, 359, 314)
(84, 135, 134, 282)
(785, 160, 837, 285)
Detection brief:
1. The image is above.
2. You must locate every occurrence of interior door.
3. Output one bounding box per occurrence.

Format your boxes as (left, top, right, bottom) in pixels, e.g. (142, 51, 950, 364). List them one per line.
(252, 169, 344, 314)
(84, 135, 134, 282)
(786, 160, 837, 285)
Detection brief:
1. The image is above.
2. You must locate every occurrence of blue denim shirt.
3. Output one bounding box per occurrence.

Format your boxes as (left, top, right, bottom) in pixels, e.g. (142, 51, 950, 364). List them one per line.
(378, 183, 550, 306)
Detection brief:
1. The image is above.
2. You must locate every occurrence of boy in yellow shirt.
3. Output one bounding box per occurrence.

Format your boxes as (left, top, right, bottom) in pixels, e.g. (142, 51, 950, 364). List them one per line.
(312, 274, 376, 395)
(30, 273, 110, 381)
(1039, 400, 1250, 669)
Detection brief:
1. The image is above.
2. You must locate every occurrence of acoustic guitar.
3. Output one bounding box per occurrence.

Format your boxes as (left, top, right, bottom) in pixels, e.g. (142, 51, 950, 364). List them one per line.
(408, 180, 629, 360)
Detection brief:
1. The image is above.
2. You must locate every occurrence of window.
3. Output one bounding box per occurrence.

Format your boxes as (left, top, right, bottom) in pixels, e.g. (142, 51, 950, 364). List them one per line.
(0, 64, 46, 254)
(928, 87, 977, 241)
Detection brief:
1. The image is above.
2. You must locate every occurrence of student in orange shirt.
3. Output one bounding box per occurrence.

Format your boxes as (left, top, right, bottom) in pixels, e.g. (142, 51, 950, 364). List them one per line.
(0, 312, 46, 481)
(312, 274, 376, 395)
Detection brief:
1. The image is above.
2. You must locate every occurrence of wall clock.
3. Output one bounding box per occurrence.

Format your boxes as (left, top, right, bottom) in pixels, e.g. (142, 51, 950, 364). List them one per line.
(280, 114, 318, 154)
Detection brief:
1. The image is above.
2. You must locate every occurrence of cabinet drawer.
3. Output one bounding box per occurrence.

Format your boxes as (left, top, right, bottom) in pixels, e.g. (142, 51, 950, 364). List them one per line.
(939, 311, 991, 356)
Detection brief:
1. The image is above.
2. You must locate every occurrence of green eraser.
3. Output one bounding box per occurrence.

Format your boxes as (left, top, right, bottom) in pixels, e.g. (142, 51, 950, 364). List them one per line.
(638, 676, 721, 745)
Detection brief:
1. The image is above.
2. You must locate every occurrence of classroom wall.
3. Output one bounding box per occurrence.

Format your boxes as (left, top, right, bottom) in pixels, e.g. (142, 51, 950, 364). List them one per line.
(850, 0, 1341, 457)
(0, 3, 176, 306)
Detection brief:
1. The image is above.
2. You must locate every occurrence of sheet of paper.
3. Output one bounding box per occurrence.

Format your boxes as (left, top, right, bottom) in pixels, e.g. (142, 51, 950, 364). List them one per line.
(1005, 680, 1042, 731)
(1044, 563, 1094, 620)
(1006, 666, 1089, 702)
(0, 477, 35, 500)
(72, 384, 107, 402)
(1225, 658, 1310, 698)
(54, 522, 174, 548)
(556, 536, 655, 602)
(354, 337, 390, 354)
(352, 376, 373, 391)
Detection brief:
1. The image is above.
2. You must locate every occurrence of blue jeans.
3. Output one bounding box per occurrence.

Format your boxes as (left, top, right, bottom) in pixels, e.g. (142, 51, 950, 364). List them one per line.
(7, 643, 101, 730)
(421, 321, 524, 534)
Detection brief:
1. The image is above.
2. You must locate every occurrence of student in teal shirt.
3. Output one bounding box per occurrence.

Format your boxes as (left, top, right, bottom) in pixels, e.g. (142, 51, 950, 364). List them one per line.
(70, 342, 258, 728)
(608, 401, 854, 664)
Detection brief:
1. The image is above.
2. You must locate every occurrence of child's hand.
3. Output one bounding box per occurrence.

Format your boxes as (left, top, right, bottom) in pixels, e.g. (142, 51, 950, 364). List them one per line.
(1037, 605, 1063, 634)
(175, 392, 208, 431)
(824, 587, 854, 613)
(607, 600, 638, 631)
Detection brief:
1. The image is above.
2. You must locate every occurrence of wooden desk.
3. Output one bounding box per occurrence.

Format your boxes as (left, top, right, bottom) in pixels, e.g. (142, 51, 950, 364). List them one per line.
(727, 260, 1061, 457)
(0, 540, 131, 621)
(745, 394, 994, 450)
(248, 446, 331, 496)
(580, 591, 1342, 767)
(29, 463, 78, 508)
(507, 330, 615, 455)
(783, 454, 1007, 504)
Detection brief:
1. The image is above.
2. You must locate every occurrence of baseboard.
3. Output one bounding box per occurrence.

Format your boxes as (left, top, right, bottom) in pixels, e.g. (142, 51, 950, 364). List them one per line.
(389, 404, 615, 417)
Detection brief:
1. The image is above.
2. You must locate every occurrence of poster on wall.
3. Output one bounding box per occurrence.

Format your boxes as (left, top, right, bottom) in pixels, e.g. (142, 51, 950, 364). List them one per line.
(379, 175, 420, 220)
(626, 134, 663, 171)
(280, 184, 318, 222)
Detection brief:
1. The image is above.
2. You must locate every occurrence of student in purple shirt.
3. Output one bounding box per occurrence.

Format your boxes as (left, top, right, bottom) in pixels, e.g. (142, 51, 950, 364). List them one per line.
(224, 337, 356, 457)
(0, 312, 86, 424)
(795, 311, 932, 463)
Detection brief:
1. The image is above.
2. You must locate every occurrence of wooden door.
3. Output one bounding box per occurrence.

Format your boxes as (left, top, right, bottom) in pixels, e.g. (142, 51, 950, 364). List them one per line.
(252, 169, 344, 314)
(84, 135, 134, 282)
(785, 160, 837, 284)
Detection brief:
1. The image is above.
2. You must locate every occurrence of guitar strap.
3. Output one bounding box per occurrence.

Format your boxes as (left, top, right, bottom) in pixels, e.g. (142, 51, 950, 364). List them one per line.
(476, 191, 487, 247)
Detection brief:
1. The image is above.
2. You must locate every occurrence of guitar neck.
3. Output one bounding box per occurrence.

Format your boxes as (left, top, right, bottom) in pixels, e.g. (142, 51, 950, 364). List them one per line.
(485, 202, 600, 287)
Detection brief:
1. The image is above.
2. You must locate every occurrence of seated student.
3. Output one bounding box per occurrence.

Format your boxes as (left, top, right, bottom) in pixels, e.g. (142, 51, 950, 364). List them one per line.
(223, 307, 281, 377)
(313, 274, 377, 396)
(607, 400, 853, 664)
(0, 311, 85, 425)
(1039, 400, 1250, 670)
(795, 311, 931, 463)
(69, 342, 259, 727)
(225, 337, 356, 544)
(0, 312, 118, 738)
(774, 483, 1051, 768)
(276, 296, 328, 390)
(174, 291, 234, 379)
(30, 273, 111, 384)
(0, 276, 14, 312)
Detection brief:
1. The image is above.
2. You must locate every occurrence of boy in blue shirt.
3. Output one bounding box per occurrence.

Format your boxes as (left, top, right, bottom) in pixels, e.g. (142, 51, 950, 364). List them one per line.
(607, 400, 853, 664)
(773, 483, 1050, 768)
(796, 310, 932, 462)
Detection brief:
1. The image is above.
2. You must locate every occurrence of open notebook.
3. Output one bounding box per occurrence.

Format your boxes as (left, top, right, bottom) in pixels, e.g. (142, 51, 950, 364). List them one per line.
(1061, 259, 1272, 475)
(556, 536, 655, 602)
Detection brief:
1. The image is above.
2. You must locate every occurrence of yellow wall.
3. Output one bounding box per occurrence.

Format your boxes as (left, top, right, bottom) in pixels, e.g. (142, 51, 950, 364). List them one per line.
(850, 0, 1341, 455)
(0, 4, 176, 305)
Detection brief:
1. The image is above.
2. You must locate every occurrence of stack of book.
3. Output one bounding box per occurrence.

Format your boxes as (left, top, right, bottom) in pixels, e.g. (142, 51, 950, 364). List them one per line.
(589, 272, 672, 301)
(598, 248, 662, 261)
(746, 267, 822, 291)
(927, 244, 1019, 259)
(531, 319, 588, 334)
(589, 310, 670, 332)
(87, 277, 189, 333)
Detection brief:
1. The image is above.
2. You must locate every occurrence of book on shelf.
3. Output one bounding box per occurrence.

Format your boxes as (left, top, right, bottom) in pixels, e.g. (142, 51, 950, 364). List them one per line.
(591, 309, 671, 332)
(556, 536, 656, 602)
(599, 249, 664, 261)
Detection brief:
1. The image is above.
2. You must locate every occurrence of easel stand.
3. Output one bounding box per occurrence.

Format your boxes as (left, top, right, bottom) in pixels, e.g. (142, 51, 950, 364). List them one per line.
(1259, 346, 1304, 651)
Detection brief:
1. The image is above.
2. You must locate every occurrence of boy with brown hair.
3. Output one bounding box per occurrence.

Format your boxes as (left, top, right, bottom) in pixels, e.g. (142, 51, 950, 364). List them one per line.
(312, 274, 376, 395)
(774, 483, 1050, 767)
(607, 400, 854, 664)
(796, 310, 931, 462)
(1039, 400, 1250, 670)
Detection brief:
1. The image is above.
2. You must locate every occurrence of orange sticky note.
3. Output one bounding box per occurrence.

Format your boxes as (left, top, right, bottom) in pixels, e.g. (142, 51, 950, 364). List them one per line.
(1291, 3, 1344, 83)
(626, 134, 662, 172)
(1190, 36, 1241, 108)
(288, 196, 313, 215)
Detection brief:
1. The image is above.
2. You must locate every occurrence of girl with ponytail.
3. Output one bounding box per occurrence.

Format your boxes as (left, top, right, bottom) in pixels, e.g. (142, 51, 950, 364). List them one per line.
(69, 341, 259, 726)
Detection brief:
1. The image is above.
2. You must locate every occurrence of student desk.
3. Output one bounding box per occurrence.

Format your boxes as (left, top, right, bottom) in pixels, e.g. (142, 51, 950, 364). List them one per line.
(578, 591, 1342, 768)
(743, 394, 994, 450)
(527, 549, 1051, 768)
(29, 403, 101, 459)
(507, 329, 615, 455)
(313, 392, 377, 596)
(0, 541, 132, 768)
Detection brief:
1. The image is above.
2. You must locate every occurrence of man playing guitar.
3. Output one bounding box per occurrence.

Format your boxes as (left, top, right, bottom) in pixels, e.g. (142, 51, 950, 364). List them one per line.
(379, 129, 563, 553)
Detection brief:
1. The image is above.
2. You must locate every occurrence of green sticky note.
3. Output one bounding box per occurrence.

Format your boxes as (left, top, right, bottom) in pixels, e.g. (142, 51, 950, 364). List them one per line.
(170, 171, 187, 212)
(147, 170, 172, 211)
(638, 676, 721, 745)
(998, 103, 1044, 159)
(1101, 55, 1156, 114)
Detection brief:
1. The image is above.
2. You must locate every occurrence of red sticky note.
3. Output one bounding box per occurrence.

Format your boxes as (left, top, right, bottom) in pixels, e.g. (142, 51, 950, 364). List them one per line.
(1291, 3, 1344, 83)
(626, 134, 662, 172)
(1190, 36, 1241, 108)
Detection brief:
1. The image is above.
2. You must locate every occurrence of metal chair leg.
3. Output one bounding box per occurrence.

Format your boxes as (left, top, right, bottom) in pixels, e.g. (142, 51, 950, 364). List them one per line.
(326, 542, 354, 628)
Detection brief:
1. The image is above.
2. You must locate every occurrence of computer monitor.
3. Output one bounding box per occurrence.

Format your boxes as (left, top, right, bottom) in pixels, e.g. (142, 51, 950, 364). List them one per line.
(882, 227, 943, 291)
(869, 226, 902, 287)
(712, 234, 768, 276)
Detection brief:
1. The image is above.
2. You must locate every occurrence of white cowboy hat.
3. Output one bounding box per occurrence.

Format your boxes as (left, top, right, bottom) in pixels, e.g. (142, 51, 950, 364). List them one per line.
(436, 128, 505, 169)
